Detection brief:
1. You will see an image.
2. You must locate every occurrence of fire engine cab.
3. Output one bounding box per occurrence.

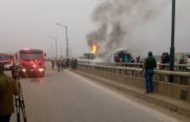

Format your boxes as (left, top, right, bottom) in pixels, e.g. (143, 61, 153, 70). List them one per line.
(16, 49, 46, 77)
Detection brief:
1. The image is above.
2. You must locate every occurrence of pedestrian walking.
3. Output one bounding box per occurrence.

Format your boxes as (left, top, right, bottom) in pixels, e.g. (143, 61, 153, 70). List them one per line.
(65, 58, 70, 68)
(51, 59, 55, 70)
(61, 59, 65, 71)
(74, 58, 78, 69)
(142, 51, 157, 94)
(0, 64, 20, 122)
(56, 59, 61, 72)
(71, 58, 74, 69)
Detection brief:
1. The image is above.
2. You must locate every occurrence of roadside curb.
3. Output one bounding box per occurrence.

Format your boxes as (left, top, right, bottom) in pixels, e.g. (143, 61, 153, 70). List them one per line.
(73, 70, 190, 118)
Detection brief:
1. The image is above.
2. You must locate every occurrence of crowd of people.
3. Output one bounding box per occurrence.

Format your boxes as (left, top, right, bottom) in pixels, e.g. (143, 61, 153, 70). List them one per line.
(114, 51, 190, 70)
(114, 51, 145, 64)
(159, 52, 190, 70)
(51, 57, 78, 72)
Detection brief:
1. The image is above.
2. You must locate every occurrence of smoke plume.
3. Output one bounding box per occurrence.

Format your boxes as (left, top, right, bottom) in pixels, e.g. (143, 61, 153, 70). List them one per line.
(87, 0, 167, 55)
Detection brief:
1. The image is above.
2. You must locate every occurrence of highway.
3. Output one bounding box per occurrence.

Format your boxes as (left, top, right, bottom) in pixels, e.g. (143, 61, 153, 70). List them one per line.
(10, 66, 181, 122)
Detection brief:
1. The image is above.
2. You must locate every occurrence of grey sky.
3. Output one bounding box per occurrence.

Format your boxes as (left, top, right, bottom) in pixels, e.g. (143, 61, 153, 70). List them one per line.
(141, 0, 190, 56)
(0, 0, 189, 58)
(0, 0, 98, 57)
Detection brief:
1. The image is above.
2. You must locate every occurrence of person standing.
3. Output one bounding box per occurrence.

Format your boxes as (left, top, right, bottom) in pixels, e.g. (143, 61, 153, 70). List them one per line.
(136, 56, 141, 63)
(71, 58, 74, 69)
(142, 51, 157, 93)
(51, 59, 55, 70)
(0, 64, 20, 122)
(56, 59, 61, 72)
(74, 58, 78, 69)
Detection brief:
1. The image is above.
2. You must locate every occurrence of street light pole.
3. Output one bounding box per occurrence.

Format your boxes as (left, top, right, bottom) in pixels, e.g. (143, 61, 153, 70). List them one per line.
(65, 26, 69, 58)
(170, 0, 176, 82)
(56, 23, 69, 58)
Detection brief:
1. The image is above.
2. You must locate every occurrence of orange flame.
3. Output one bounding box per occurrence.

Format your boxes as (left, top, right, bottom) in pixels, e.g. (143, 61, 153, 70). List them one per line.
(91, 44, 97, 54)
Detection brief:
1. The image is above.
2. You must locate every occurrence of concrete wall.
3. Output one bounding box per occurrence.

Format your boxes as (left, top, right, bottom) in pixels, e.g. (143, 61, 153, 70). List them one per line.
(78, 63, 190, 103)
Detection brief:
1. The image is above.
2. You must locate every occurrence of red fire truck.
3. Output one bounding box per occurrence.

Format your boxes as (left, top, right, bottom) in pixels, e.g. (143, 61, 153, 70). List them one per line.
(16, 49, 46, 77)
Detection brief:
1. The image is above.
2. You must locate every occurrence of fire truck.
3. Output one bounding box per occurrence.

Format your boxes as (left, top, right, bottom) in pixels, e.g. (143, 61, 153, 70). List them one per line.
(16, 49, 46, 77)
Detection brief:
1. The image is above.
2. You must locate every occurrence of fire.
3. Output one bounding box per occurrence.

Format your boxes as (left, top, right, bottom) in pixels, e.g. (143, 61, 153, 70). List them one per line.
(91, 44, 97, 54)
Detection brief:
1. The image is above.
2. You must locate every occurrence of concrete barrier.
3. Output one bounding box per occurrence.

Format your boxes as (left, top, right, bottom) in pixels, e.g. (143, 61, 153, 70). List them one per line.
(78, 63, 190, 103)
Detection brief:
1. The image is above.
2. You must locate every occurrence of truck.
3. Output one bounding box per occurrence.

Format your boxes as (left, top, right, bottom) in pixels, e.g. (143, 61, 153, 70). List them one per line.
(16, 49, 46, 77)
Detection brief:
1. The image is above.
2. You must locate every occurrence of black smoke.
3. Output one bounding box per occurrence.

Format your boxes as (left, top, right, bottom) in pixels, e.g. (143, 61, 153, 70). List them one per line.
(87, 0, 167, 55)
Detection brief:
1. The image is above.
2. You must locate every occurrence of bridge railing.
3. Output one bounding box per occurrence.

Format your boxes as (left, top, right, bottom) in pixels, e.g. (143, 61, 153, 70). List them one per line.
(77, 61, 190, 102)
(78, 61, 190, 85)
(78, 60, 190, 72)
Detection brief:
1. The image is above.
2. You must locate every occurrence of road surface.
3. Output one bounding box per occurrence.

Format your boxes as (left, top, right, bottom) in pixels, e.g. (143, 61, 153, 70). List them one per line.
(10, 67, 181, 122)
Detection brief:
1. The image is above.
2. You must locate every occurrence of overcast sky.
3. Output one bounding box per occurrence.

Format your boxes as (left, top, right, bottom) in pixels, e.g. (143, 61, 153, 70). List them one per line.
(0, 0, 189, 58)
(0, 0, 98, 57)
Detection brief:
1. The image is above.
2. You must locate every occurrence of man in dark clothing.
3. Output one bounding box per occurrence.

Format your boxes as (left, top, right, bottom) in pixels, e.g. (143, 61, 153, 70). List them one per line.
(142, 51, 157, 93)
(74, 58, 78, 69)
(136, 56, 141, 63)
(56, 59, 61, 72)
(71, 58, 74, 69)
(61, 59, 65, 71)
(51, 59, 55, 70)
(0, 64, 20, 122)
(65, 58, 70, 68)
(160, 52, 170, 69)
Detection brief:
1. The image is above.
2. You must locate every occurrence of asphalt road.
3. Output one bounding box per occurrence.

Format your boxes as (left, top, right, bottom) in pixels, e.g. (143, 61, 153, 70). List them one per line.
(10, 67, 180, 122)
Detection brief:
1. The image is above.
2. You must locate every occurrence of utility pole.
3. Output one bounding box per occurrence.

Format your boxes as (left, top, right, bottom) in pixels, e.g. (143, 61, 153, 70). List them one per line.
(65, 26, 69, 58)
(170, 0, 176, 82)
